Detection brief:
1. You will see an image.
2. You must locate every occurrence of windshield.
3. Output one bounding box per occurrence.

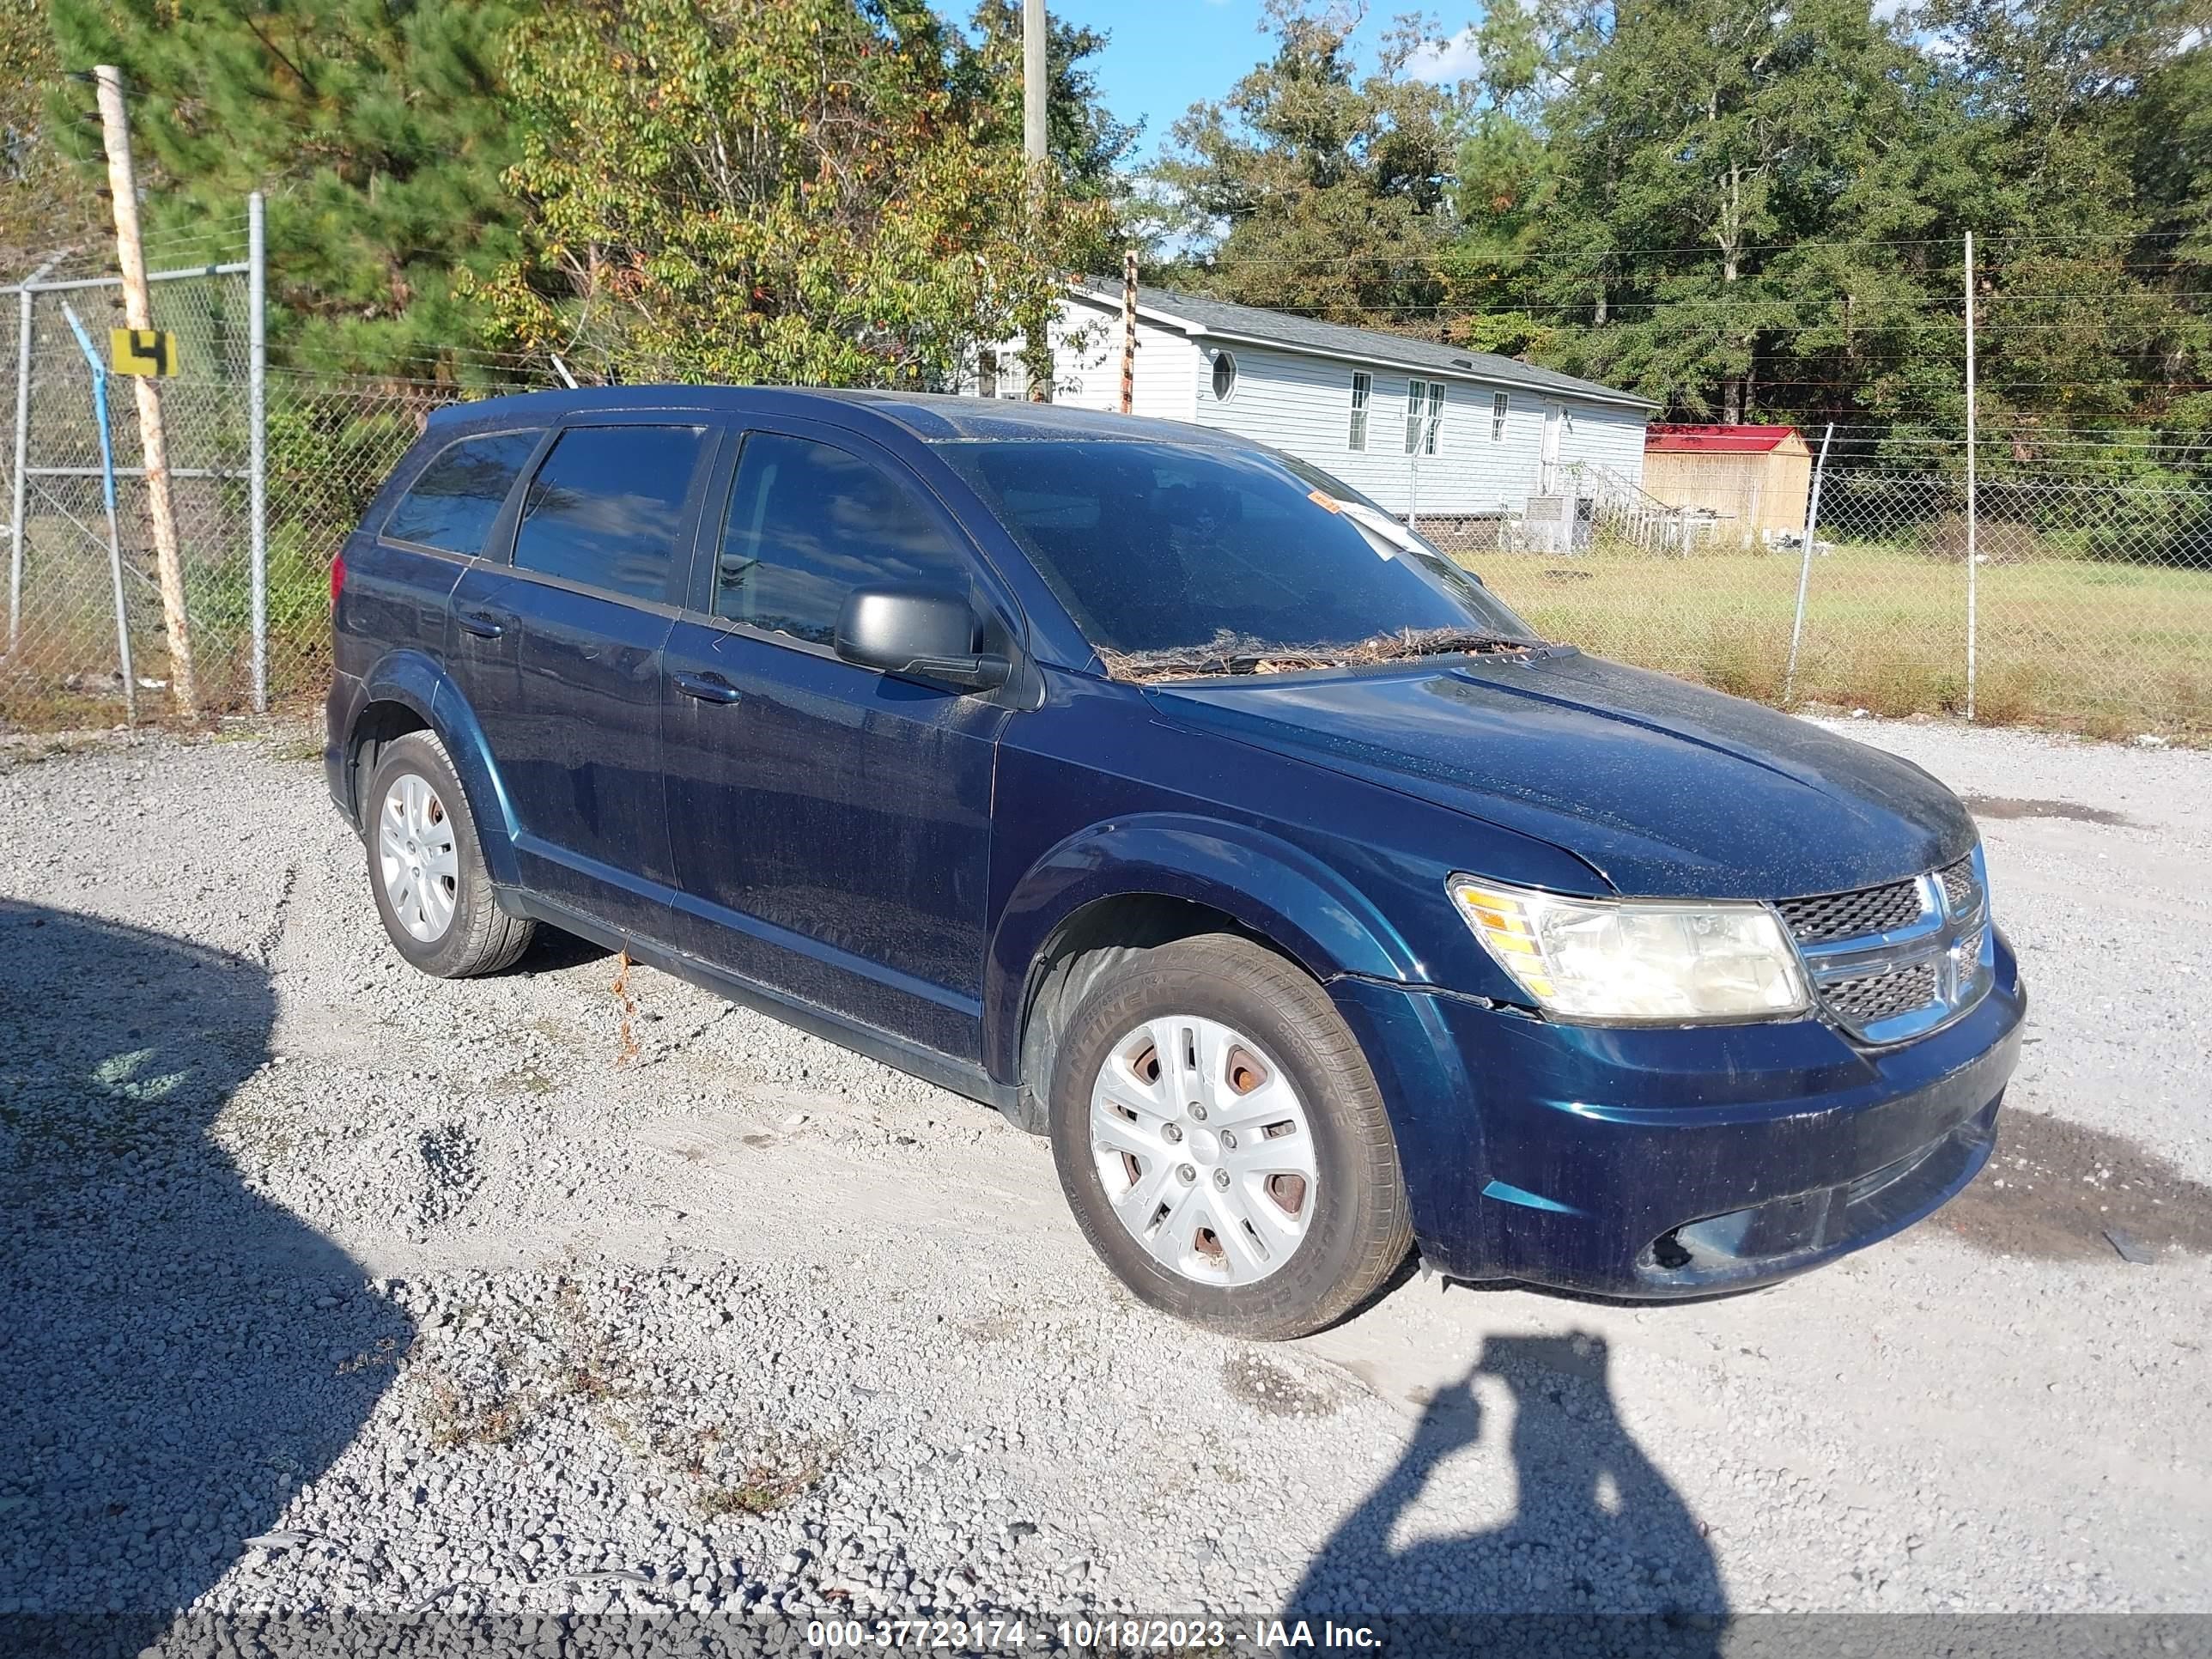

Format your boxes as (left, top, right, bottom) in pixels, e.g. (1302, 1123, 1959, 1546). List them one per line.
(933, 439, 1541, 678)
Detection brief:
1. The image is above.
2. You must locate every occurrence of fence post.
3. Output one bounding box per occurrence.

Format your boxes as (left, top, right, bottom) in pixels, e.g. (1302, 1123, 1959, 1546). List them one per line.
(59, 301, 137, 724)
(6, 257, 59, 658)
(248, 191, 268, 714)
(1964, 229, 1978, 723)
(1783, 422, 1835, 704)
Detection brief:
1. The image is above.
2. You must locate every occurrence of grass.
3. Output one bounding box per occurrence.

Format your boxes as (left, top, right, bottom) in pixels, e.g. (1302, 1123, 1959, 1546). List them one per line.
(1468, 540, 2212, 740)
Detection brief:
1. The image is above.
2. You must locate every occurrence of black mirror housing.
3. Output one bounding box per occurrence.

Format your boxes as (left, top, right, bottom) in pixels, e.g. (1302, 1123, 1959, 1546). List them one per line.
(834, 586, 1011, 691)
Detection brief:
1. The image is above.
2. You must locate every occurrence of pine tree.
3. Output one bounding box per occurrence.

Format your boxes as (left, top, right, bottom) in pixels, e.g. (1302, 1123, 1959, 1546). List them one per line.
(45, 0, 533, 376)
(0, 0, 103, 274)
(1522, 0, 1966, 427)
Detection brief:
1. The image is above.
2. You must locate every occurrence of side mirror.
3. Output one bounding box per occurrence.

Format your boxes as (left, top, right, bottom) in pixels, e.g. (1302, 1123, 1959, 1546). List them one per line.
(833, 585, 1011, 691)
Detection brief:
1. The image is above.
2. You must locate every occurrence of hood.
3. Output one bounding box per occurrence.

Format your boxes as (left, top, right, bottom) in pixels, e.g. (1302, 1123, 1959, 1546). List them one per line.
(1147, 652, 1977, 899)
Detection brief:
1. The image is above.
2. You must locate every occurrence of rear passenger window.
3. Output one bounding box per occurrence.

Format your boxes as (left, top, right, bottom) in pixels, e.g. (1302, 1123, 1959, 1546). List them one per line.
(714, 434, 968, 645)
(512, 424, 707, 603)
(382, 429, 539, 555)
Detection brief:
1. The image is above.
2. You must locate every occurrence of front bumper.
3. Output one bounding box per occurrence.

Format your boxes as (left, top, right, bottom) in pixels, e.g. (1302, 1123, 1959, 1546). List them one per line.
(1331, 933, 2026, 1296)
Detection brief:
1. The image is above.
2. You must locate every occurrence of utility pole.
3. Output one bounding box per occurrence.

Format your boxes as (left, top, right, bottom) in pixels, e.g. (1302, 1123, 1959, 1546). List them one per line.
(94, 65, 197, 720)
(1022, 0, 1051, 402)
(1120, 248, 1137, 414)
(1964, 230, 1978, 724)
(1023, 0, 1048, 165)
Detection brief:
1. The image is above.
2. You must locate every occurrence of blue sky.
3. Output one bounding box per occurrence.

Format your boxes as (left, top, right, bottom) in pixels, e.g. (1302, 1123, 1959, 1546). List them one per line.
(1039, 0, 1483, 166)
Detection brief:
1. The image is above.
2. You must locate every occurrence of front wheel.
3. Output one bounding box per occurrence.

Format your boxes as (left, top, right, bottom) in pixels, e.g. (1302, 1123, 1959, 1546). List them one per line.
(1048, 933, 1413, 1340)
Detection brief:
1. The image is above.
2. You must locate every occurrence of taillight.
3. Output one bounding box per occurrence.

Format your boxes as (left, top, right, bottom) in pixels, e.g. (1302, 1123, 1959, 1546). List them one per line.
(329, 550, 346, 609)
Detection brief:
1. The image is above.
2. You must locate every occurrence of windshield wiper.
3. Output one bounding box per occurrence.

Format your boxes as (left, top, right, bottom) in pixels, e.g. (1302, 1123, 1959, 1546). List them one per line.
(1099, 627, 1546, 684)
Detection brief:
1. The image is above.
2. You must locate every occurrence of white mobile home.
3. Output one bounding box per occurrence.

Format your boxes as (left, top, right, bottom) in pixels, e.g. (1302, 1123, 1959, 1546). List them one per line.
(969, 281, 1658, 533)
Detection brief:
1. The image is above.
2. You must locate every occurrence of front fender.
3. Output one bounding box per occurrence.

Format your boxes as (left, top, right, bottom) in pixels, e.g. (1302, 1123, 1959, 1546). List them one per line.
(355, 651, 522, 888)
(982, 813, 1425, 1085)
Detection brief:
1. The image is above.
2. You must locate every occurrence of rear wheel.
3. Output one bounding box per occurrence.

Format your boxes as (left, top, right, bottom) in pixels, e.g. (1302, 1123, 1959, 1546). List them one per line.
(1048, 933, 1413, 1340)
(363, 732, 534, 978)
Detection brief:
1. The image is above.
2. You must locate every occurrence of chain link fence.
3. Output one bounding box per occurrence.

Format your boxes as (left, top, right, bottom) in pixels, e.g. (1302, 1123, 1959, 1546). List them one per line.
(3, 216, 2208, 739)
(3, 243, 259, 725)
(1444, 455, 2211, 740)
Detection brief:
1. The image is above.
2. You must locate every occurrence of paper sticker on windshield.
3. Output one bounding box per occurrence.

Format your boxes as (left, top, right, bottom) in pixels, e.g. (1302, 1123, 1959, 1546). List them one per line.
(1307, 489, 1344, 514)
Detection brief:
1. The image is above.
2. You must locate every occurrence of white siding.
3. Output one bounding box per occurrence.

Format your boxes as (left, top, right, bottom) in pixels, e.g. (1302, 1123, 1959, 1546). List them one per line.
(1553, 401, 1648, 489)
(964, 301, 1649, 508)
(1044, 295, 1198, 420)
(963, 298, 1198, 418)
(1180, 341, 1645, 514)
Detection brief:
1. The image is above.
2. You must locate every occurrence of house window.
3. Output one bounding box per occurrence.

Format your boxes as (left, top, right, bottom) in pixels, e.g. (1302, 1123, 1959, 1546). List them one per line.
(1405, 379, 1425, 453)
(1425, 381, 1444, 455)
(1491, 392, 1510, 442)
(976, 349, 998, 400)
(1348, 372, 1370, 451)
(1211, 350, 1237, 400)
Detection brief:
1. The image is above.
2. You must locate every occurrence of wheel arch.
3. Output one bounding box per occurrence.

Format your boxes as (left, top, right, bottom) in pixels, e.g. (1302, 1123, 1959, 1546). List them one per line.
(344, 651, 520, 887)
(984, 815, 1423, 1127)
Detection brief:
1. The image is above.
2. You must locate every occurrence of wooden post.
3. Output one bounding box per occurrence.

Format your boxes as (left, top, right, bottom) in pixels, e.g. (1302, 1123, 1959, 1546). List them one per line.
(1119, 249, 1137, 415)
(94, 66, 197, 719)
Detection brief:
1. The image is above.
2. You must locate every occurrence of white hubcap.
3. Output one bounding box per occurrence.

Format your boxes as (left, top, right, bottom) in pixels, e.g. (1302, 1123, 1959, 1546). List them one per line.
(377, 773, 459, 943)
(1089, 1015, 1319, 1286)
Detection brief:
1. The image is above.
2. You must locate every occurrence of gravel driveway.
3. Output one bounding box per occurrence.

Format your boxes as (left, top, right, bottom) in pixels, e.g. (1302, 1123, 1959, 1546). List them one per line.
(0, 715, 2206, 1652)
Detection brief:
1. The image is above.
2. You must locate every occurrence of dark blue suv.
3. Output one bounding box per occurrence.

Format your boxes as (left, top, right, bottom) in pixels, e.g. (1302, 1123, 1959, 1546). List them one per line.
(325, 388, 2025, 1338)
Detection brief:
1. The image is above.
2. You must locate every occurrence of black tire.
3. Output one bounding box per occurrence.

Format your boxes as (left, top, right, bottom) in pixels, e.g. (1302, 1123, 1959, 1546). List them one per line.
(362, 731, 535, 978)
(1048, 933, 1413, 1340)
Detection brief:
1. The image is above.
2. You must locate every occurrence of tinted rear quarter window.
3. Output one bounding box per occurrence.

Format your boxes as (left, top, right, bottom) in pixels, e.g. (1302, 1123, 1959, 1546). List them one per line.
(513, 424, 708, 603)
(382, 429, 540, 556)
(715, 433, 969, 645)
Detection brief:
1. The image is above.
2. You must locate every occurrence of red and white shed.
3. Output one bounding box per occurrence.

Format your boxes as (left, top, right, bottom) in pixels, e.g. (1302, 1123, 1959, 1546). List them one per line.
(1643, 424, 1814, 540)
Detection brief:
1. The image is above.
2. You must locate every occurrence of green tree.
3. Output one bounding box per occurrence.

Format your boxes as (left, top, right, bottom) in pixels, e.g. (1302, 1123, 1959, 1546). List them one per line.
(476, 0, 1105, 389)
(951, 0, 1141, 196)
(1153, 1, 1462, 321)
(1521, 0, 1968, 426)
(2, 0, 104, 274)
(1924, 0, 2211, 453)
(45, 0, 531, 375)
(1434, 0, 1599, 360)
(948, 0, 1145, 276)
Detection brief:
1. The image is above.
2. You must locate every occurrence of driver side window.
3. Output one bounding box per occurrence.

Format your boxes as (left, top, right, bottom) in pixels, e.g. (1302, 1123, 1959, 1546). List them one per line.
(714, 434, 969, 646)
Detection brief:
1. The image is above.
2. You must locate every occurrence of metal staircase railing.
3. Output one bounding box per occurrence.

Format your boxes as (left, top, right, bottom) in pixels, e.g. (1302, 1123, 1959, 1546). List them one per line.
(1560, 460, 1716, 553)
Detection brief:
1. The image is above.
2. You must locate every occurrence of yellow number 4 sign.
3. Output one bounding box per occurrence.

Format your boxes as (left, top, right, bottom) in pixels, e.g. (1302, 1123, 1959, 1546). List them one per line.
(108, 327, 178, 377)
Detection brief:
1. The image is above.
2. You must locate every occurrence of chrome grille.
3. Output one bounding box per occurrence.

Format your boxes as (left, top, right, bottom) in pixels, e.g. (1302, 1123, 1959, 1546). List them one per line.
(1777, 878, 1926, 945)
(1781, 852, 1991, 1044)
(1824, 963, 1939, 1026)
(1938, 856, 1978, 915)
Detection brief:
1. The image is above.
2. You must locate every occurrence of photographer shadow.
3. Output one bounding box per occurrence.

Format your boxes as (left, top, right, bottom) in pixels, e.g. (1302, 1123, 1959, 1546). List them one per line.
(1288, 1334, 1725, 1655)
(0, 901, 410, 1656)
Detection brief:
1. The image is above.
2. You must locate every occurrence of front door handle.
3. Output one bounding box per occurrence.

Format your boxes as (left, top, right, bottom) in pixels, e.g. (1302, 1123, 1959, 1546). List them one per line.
(672, 671, 742, 705)
(458, 610, 507, 640)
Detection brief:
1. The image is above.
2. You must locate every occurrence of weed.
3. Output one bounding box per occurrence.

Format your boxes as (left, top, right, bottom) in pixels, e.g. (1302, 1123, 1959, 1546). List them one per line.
(421, 1370, 525, 1449)
(611, 951, 641, 1066)
(695, 1435, 836, 1519)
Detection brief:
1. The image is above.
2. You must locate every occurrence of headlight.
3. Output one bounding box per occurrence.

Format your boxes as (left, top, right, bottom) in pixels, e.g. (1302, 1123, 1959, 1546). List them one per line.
(1448, 876, 1809, 1024)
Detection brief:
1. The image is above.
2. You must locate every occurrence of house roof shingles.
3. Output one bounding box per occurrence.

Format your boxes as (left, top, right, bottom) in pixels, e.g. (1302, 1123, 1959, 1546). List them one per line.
(1072, 279, 1660, 412)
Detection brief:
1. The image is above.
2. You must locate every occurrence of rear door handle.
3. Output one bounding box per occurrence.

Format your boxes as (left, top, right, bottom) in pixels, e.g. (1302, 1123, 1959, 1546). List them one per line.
(458, 610, 507, 640)
(672, 671, 742, 705)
